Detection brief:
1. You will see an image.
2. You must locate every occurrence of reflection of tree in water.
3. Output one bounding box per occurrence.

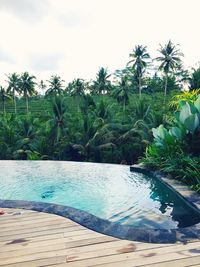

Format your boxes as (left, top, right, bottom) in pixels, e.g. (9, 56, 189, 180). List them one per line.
(148, 176, 200, 227)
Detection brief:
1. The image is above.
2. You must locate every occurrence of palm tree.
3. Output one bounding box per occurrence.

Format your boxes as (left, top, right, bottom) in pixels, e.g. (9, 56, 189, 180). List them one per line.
(72, 114, 115, 162)
(127, 45, 150, 97)
(69, 78, 85, 95)
(156, 40, 183, 100)
(46, 75, 64, 97)
(174, 64, 190, 89)
(95, 100, 110, 121)
(18, 72, 36, 114)
(69, 78, 86, 110)
(38, 80, 47, 95)
(113, 76, 131, 118)
(0, 86, 11, 114)
(189, 67, 200, 90)
(92, 67, 111, 95)
(7, 73, 20, 114)
(50, 96, 68, 143)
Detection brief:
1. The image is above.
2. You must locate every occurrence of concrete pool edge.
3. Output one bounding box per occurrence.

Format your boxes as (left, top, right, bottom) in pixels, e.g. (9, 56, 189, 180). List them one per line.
(0, 198, 200, 244)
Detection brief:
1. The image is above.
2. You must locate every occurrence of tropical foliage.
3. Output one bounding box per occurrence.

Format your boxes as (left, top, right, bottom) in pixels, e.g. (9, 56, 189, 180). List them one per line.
(142, 92, 200, 191)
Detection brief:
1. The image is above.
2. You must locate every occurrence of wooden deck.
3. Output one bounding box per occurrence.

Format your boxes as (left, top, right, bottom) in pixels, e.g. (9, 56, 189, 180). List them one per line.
(0, 209, 200, 267)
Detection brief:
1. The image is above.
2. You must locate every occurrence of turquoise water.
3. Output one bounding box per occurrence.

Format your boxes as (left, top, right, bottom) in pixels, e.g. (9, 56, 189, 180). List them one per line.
(0, 161, 199, 229)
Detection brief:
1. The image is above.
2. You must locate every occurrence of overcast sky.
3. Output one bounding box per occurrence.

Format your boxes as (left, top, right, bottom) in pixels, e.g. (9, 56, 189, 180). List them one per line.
(0, 0, 199, 85)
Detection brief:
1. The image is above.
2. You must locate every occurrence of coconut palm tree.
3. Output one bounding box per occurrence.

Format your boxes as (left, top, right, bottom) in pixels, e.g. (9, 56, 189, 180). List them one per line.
(71, 114, 115, 162)
(0, 86, 11, 114)
(69, 78, 86, 110)
(156, 40, 183, 100)
(38, 80, 47, 95)
(189, 67, 200, 90)
(6, 73, 20, 114)
(18, 72, 36, 114)
(49, 96, 68, 143)
(46, 75, 64, 97)
(69, 78, 85, 95)
(127, 45, 150, 97)
(92, 67, 112, 95)
(0, 114, 18, 159)
(113, 76, 131, 118)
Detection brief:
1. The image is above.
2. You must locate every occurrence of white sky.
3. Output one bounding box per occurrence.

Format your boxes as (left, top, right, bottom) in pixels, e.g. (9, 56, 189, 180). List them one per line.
(0, 0, 200, 86)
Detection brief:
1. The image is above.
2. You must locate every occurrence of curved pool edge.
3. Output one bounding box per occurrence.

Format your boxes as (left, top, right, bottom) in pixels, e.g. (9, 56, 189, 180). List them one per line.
(0, 199, 200, 244)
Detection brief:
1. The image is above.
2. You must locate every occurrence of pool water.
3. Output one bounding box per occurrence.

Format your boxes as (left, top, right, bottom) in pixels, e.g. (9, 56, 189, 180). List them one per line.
(0, 161, 199, 229)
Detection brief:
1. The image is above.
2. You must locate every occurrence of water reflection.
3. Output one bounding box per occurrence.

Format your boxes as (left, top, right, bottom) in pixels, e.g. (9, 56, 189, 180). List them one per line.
(148, 176, 200, 228)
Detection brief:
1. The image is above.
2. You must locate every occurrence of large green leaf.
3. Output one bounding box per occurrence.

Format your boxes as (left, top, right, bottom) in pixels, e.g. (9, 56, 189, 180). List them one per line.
(194, 95, 200, 113)
(184, 114, 199, 133)
(169, 126, 183, 140)
(179, 102, 191, 123)
(152, 125, 166, 140)
(189, 103, 199, 114)
(152, 125, 174, 146)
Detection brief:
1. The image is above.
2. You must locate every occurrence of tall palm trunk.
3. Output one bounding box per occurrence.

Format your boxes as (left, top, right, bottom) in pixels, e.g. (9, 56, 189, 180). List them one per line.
(164, 74, 168, 104)
(13, 89, 17, 114)
(26, 95, 29, 114)
(3, 99, 6, 115)
(138, 75, 142, 98)
(76, 95, 80, 112)
(123, 97, 126, 121)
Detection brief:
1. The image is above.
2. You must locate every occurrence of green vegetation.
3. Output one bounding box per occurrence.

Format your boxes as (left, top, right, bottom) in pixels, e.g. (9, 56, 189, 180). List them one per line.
(141, 92, 200, 192)
(0, 93, 171, 163)
(0, 40, 200, 191)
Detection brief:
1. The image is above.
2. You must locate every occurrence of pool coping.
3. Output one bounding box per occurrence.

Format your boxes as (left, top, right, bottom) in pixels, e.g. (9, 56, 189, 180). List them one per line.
(0, 163, 200, 244)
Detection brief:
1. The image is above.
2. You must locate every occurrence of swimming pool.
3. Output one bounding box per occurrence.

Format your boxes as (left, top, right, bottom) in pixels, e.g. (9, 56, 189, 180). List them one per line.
(0, 160, 200, 232)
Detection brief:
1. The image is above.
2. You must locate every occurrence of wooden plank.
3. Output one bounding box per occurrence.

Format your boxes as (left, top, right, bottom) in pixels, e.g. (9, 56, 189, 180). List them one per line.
(0, 210, 55, 221)
(2, 255, 200, 267)
(140, 255, 200, 267)
(0, 256, 66, 267)
(0, 215, 69, 228)
(0, 237, 65, 253)
(0, 232, 108, 258)
(144, 257, 200, 267)
(0, 214, 54, 223)
(0, 222, 80, 237)
(0, 240, 199, 266)
(0, 218, 76, 233)
(0, 210, 34, 217)
(0, 225, 84, 242)
(0, 229, 91, 252)
(0, 233, 64, 247)
(0, 208, 36, 214)
(0, 238, 123, 259)
(46, 242, 200, 267)
(64, 240, 175, 257)
(64, 236, 118, 249)
(62, 241, 200, 263)
(93, 254, 200, 267)
(0, 243, 65, 259)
